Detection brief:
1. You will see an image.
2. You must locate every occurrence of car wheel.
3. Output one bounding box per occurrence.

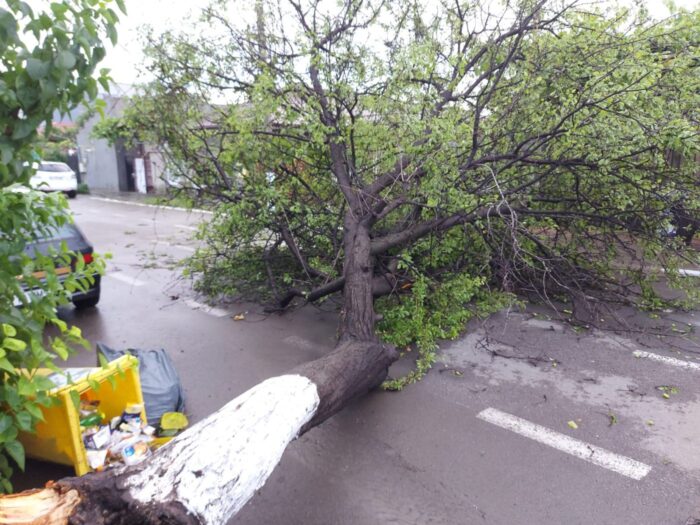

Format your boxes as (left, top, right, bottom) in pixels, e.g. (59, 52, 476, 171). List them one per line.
(73, 288, 100, 309)
(66, 190, 77, 199)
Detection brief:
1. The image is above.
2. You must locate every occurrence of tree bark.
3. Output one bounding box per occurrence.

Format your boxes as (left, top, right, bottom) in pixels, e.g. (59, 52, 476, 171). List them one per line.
(340, 215, 376, 341)
(1, 341, 397, 525)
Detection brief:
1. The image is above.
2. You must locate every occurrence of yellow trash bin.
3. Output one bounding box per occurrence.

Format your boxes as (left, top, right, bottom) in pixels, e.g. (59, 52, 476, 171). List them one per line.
(19, 355, 146, 475)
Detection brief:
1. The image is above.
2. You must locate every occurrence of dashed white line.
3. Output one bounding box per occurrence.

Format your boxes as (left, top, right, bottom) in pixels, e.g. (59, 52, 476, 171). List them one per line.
(632, 350, 700, 371)
(477, 408, 651, 480)
(88, 196, 213, 215)
(175, 224, 198, 232)
(184, 299, 231, 318)
(107, 273, 146, 287)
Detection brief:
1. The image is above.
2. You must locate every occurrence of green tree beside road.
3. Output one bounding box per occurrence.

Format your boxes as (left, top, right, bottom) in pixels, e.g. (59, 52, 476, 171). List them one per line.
(0, 0, 122, 491)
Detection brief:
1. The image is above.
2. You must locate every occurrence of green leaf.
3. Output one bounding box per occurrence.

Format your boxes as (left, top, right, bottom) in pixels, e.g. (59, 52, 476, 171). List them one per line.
(1, 324, 16, 337)
(106, 24, 117, 46)
(97, 351, 109, 368)
(11, 120, 35, 140)
(0, 358, 16, 373)
(3, 337, 26, 352)
(55, 50, 76, 70)
(0, 424, 17, 443)
(51, 338, 69, 360)
(0, 144, 12, 165)
(4, 440, 25, 471)
(92, 46, 106, 63)
(0, 415, 11, 435)
(14, 411, 32, 432)
(32, 375, 57, 392)
(50, 2, 68, 18)
(0, 478, 11, 494)
(26, 58, 49, 80)
(17, 376, 35, 396)
(24, 402, 44, 421)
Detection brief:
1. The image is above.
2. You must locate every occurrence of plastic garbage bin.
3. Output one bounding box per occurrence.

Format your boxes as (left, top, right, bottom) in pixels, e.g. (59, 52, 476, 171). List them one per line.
(18, 355, 146, 475)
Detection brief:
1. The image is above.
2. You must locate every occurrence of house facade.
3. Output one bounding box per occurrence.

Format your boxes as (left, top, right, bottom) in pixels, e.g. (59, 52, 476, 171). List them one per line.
(75, 84, 169, 194)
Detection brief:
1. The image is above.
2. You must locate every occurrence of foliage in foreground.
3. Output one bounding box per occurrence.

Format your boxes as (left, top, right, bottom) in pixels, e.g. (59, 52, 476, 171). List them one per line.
(111, 1, 698, 386)
(0, 0, 121, 491)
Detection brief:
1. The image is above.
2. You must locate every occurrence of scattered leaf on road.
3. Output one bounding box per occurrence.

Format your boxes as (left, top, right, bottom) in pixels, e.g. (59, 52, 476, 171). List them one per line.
(567, 420, 578, 430)
(233, 314, 245, 321)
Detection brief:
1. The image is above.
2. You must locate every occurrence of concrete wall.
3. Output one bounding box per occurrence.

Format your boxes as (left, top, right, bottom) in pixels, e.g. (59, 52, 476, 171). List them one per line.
(75, 95, 127, 193)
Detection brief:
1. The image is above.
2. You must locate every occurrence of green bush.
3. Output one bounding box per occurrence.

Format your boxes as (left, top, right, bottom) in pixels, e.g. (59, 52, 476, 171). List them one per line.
(0, 0, 122, 492)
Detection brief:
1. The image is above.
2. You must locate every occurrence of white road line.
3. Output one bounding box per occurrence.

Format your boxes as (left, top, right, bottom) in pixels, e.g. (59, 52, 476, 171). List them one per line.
(477, 408, 651, 480)
(632, 350, 700, 371)
(108, 272, 146, 287)
(679, 269, 700, 277)
(88, 196, 213, 215)
(175, 224, 198, 232)
(184, 299, 231, 318)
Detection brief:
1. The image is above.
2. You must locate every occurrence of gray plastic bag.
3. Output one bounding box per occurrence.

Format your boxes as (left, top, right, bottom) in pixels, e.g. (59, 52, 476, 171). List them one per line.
(97, 343, 186, 425)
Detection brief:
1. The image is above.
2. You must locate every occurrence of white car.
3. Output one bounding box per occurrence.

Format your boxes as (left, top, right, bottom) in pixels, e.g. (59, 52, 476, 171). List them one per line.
(30, 161, 78, 198)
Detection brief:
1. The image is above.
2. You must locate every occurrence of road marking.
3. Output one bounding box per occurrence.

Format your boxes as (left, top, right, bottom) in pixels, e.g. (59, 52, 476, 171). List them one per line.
(176, 224, 198, 232)
(476, 408, 651, 480)
(108, 272, 146, 287)
(632, 350, 700, 371)
(679, 269, 700, 277)
(88, 196, 213, 215)
(184, 299, 230, 318)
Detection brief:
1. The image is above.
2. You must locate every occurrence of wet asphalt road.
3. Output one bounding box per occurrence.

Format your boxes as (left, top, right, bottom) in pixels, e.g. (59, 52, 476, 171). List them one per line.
(14, 195, 700, 524)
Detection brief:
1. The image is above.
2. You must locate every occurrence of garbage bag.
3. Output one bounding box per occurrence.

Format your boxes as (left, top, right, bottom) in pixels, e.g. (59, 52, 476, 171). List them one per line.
(96, 343, 186, 425)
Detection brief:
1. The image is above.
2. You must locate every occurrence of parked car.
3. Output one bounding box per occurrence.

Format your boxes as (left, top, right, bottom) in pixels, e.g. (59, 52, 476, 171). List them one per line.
(18, 223, 101, 309)
(29, 161, 78, 198)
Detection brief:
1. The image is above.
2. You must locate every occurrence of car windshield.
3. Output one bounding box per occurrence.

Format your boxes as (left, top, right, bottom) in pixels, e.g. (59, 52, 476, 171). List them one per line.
(38, 163, 72, 172)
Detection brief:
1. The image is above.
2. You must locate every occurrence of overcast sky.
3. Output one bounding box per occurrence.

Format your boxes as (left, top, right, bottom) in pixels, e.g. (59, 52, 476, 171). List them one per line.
(104, 0, 699, 85)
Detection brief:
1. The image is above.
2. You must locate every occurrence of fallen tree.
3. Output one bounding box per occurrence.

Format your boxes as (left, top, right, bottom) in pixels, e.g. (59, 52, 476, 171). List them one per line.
(3, 0, 700, 523)
(1, 341, 397, 524)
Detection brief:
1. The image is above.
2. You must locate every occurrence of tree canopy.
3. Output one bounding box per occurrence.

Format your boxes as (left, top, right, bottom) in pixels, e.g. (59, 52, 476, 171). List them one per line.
(0, 0, 121, 491)
(114, 0, 699, 385)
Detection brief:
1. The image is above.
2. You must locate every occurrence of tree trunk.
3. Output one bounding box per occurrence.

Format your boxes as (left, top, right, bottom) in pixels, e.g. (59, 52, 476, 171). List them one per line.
(1, 341, 397, 525)
(340, 215, 375, 341)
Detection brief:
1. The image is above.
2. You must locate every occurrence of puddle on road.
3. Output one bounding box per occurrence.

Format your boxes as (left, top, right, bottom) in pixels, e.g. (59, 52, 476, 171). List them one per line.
(440, 330, 700, 474)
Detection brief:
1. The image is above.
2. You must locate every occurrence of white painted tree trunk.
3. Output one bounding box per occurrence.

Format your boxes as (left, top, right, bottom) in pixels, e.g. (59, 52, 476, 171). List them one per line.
(127, 375, 320, 524)
(1, 340, 396, 524)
